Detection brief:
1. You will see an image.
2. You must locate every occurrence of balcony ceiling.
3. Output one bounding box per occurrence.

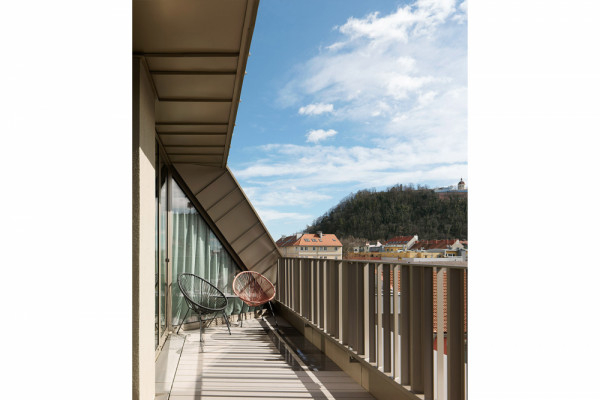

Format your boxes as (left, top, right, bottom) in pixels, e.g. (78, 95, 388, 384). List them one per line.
(133, 0, 258, 168)
(134, 0, 280, 282)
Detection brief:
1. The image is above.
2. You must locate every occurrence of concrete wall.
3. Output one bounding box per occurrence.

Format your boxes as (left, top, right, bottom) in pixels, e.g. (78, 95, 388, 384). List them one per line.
(132, 57, 156, 400)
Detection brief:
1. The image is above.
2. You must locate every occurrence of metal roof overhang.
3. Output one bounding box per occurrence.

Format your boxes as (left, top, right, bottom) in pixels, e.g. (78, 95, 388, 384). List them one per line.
(134, 0, 281, 283)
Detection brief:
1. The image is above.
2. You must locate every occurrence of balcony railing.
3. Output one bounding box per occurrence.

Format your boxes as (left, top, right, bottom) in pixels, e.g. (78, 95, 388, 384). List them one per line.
(277, 257, 467, 400)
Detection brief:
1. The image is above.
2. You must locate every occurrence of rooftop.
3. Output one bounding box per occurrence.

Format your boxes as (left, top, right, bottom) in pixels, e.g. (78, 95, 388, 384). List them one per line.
(277, 233, 340, 247)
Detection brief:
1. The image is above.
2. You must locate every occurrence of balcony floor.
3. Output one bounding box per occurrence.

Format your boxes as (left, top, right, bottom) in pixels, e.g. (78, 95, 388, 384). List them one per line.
(156, 317, 375, 400)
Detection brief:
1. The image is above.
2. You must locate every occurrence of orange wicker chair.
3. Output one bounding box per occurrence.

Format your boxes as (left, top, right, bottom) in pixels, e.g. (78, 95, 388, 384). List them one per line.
(232, 271, 278, 328)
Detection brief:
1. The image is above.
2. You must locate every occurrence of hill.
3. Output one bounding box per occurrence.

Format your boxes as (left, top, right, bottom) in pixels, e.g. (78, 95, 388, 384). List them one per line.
(305, 184, 467, 243)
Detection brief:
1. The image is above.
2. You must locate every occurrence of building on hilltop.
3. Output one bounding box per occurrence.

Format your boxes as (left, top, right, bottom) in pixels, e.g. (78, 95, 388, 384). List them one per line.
(276, 231, 342, 260)
(382, 235, 418, 252)
(434, 178, 468, 199)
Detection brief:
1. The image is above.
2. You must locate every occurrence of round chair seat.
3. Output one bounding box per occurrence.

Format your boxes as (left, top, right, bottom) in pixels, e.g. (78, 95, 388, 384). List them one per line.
(232, 271, 276, 307)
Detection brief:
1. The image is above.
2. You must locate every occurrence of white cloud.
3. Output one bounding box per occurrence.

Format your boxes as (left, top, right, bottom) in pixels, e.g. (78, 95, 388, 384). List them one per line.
(306, 129, 337, 143)
(278, 0, 466, 124)
(255, 209, 313, 222)
(298, 103, 334, 115)
(243, 186, 332, 208)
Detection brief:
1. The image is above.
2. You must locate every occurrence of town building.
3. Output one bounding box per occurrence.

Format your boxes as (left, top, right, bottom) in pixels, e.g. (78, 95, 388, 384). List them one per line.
(352, 240, 383, 253)
(382, 235, 418, 252)
(276, 232, 342, 260)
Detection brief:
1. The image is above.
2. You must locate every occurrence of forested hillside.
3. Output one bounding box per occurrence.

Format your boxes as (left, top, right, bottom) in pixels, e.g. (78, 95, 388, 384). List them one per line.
(305, 184, 467, 241)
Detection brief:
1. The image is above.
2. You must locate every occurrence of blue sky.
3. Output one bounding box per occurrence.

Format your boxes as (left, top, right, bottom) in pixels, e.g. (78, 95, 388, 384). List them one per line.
(228, 0, 468, 239)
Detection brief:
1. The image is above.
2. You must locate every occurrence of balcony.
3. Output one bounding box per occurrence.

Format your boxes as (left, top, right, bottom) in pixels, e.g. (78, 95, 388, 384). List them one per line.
(156, 258, 467, 400)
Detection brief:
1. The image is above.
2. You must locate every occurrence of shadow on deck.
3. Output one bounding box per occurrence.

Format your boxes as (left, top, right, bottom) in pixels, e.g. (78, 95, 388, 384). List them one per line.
(155, 317, 376, 400)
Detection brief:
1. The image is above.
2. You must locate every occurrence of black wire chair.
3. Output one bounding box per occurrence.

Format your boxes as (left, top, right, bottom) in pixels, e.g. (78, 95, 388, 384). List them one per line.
(177, 273, 231, 341)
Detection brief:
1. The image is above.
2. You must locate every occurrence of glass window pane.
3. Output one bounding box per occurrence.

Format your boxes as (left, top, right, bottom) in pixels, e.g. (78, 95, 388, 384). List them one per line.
(170, 179, 244, 326)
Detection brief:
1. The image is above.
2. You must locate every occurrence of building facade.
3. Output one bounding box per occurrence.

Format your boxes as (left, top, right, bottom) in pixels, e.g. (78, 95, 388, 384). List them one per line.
(276, 232, 343, 260)
(383, 235, 419, 252)
(133, 1, 281, 398)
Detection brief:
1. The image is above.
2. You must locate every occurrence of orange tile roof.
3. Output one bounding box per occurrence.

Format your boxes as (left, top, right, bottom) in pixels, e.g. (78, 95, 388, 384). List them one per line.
(383, 235, 415, 245)
(276, 233, 341, 247)
(413, 239, 459, 250)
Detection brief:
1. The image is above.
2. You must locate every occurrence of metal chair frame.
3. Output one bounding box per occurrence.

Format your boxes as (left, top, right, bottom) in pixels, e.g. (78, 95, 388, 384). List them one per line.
(232, 271, 278, 328)
(177, 273, 231, 341)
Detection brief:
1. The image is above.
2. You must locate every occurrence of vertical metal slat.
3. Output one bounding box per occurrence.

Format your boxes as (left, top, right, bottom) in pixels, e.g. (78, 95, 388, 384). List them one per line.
(383, 263, 391, 373)
(393, 264, 401, 380)
(401, 265, 411, 385)
(447, 268, 465, 400)
(422, 267, 434, 400)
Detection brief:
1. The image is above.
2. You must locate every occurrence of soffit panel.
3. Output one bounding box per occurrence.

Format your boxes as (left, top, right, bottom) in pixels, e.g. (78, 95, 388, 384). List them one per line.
(206, 191, 245, 222)
(242, 236, 278, 265)
(168, 154, 224, 164)
(156, 125, 228, 134)
(173, 164, 226, 194)
(162, 146, 224, 155)
(133, 0, 246, 53)
(153, 74, 236, 100)
(249, 254, 278, 284)
(196, 178, 238, 209)
(156, 102, 231, 124)
(146, 56, 239, 72)
(230, 223, 265, 253)
(159, 135, 226, 147)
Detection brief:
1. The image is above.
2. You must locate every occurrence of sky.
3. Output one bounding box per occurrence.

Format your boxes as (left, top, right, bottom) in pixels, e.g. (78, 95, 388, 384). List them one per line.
(228, 0, 468, 239)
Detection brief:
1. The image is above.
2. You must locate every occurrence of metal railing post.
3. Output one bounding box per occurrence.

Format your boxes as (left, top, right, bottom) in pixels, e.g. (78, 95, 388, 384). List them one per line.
(436, 267, 446, 400)
(401, 265, 411, 385)
(447, 268, 465, 400)
(422, 266, 434, 400)
(383, 263, 391, 373)
(393, 264, 400, 380)
(377, 263, 383, 369)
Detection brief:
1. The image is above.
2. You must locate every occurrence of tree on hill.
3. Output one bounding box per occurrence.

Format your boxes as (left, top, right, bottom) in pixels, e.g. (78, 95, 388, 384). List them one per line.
(305, 184, 467, 242)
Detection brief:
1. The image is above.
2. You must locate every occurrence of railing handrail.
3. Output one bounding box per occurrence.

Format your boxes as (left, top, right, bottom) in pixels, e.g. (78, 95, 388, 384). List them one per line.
(281, 256, 468, 270)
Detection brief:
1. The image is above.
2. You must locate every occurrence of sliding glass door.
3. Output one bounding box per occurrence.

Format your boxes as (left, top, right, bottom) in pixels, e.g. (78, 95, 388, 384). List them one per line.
(155, 154, 252, 349)
(155, 148, 170, 351)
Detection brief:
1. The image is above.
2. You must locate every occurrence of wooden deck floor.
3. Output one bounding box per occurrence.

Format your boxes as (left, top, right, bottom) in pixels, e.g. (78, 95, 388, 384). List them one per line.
(156, 318, 376, 400)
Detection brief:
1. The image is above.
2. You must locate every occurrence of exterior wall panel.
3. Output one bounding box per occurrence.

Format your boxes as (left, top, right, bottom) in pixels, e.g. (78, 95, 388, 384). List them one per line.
(133, 57, 156, 400)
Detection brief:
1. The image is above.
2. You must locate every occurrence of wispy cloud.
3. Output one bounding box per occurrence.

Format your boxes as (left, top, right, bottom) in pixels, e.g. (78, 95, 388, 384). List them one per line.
(298, 103, 334, 115)
(254, 209, 313, 222)
(306, 129, 338, 143)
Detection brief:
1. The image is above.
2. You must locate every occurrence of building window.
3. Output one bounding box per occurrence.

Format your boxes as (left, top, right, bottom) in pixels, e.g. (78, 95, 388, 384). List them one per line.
(312, 247, 316, 250)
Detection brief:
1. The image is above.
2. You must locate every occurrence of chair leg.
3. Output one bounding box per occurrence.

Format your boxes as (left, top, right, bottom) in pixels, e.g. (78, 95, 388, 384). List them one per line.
(199, 312, 204, 343)
(177, 308, 191, 334)
(222, 311, 232, 335)
(267, 301, 278, 328)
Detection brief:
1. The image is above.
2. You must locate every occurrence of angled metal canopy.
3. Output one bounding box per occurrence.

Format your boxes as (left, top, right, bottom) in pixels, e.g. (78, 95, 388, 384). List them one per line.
(133, 0, 280, 283)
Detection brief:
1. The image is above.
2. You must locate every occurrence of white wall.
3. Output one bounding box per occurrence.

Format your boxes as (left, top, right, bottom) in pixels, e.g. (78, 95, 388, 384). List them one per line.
(132, 57, 156, 400)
